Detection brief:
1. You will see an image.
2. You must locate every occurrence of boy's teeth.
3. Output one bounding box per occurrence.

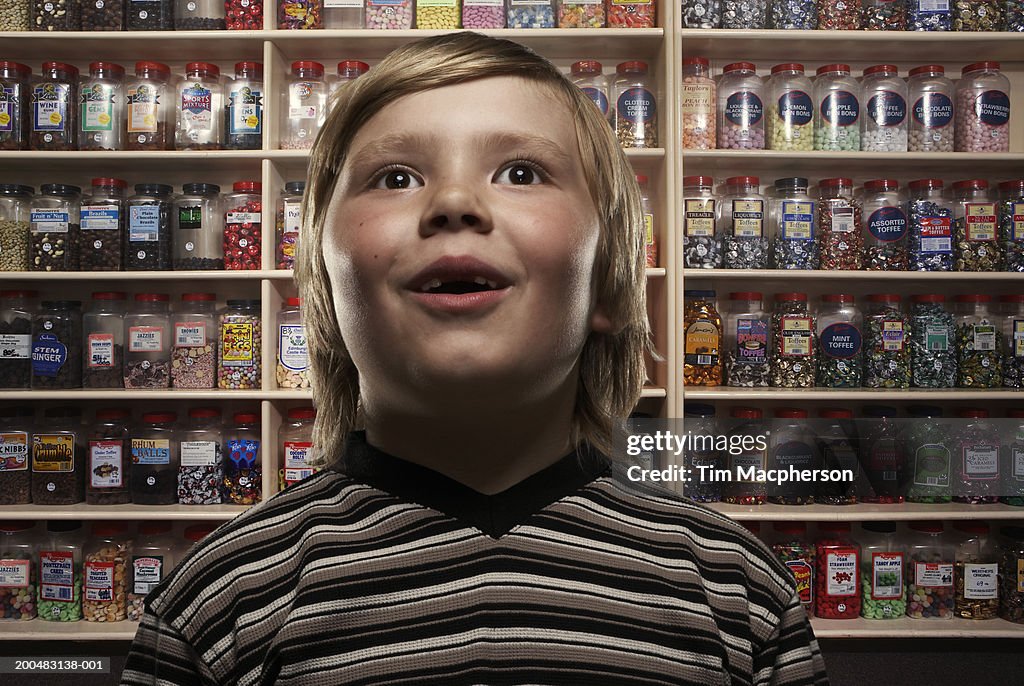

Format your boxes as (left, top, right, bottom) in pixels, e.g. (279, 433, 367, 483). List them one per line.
(421, 278, 443, 292)
(473, 276, 498, 289)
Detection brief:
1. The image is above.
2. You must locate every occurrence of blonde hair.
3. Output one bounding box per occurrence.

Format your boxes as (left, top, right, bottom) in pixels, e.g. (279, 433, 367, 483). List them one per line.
(296, 32, 652, 465)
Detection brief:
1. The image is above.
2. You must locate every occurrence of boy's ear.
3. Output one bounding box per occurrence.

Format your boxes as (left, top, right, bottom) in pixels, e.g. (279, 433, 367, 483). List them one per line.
(589, 305, 618, 335)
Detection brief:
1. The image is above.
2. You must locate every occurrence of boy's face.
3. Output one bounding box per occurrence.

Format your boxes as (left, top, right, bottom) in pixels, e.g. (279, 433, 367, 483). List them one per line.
(322, 76, 611, 407)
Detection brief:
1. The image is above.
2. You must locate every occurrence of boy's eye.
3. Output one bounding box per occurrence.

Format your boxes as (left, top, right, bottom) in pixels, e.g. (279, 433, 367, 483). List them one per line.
(496, 163, 543, 186)
(374, 169, 421, 190)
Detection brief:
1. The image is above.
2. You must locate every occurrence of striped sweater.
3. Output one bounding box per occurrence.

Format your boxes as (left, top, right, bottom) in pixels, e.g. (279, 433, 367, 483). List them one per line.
(121, 432, 829, 685)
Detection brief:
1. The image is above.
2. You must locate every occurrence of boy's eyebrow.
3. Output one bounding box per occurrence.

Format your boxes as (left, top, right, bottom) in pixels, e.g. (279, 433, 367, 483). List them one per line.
(347, 131, 576, 169)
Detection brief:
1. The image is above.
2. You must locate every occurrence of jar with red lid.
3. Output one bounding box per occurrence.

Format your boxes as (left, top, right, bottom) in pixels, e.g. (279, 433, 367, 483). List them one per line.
(224, 181, 262, 270)
(815, 408, 860, 505)
(124, 293, 171, 389)
(218, 299, 261, 389)
(860, 179, 908, 270)
(955, 294, 1003, 388)
(816, 293, 862, 388)
(83, 291, 126, 389)
(953, 407, 999, 504)
(32, 0, 82, 29)
(171, 292, 217, 389)
(82, 522, 129, 623)
(907, 178, 953, 271)
(226, 0, 263, 28)
(719, 176, 766, 269)
(716, 62, 763, 151)
(769, 522, 814, 616)
(37, 520, 83, 622)
(283, 61, 326, 150)
(859, 522, 905, 620)
(224, 411, 261, 505)
(769, 292, 815, 388)
(86, 408, 130, 505)
(279, 0, 323, 27)
(766, 64, 813, 151)
(571, 60, 609, 121)
(766, 407, 817, 505)
(815, 522, 861, 619)
(863, 294, 910, 389)
(126, 184, 173, 270)
(998, 179, 1024, 272)
(1003, 409, 1024, 506)
(955, 62, 1010, 153)
(909, 294, 956, 388)
(30, 184, 81, 272)
(280, 406, 316, 489)
(176, 62, 224, 151)
(1002, 294, 1024, 389)
(682, 175, 720, 269)
(612, 61, 657, 149)
(0, 63, 31, 151)
(908, 65, 954, 153)
(30, 62, 77, 152)
(607, 0, 655, 27)
(0, 521, 35, 621)
(125, 62, 172, 152)
(953, 179, 1002, 271)
(906, 521, 954, 619)
(226, 62, 263, 151)
(79, 63, 124, 151)
(683, 290, 722, 386)
(130, 411, 179, 505)
(813, 64, 860, 152)
(818, 177, 862, 270)
(680, 57, 714, 150)
(723, 292, 769, 388)
(861, 64, 908, 152)
(328, 60, 369, 110)
(176, 523, 217, 565)
(178, 406, 223, 505)
(723, 407, 767, 504)
(127, 521, 175, 621)
(953, 521, 999, 620)
(860, 405, 906, 503)
(80, 178, 127, 271)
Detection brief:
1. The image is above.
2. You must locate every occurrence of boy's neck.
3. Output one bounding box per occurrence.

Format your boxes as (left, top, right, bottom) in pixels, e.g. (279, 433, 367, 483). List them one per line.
(361, 383, 578, 495)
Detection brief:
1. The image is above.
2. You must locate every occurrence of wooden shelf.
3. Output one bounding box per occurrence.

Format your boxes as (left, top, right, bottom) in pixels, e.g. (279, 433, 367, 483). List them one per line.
(0, 620, 139, 641)
(810, 616, 1024, 639)
(684, 387, 1024, 401)
(0, 504, 249, 520)
(709, 502, 1024, 521)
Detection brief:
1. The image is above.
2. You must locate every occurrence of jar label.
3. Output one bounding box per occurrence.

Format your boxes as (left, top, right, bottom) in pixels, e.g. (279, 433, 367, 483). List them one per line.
(1013, 448, 1024, 482)
(40, 551, 74, 602)
(913, 444, 950, 487)
(131, 556, 163, 596)
(418, 0, 458, 7)
(643, 214, 654, 249)
(781, 201, 814, 240)
(784, 559, 813, 605)
(820, 90, 859, 127)
(616, 87, 656, 124)
(222, 322, 255, 367)
(31, 332, 67, 377)
(924, 324, 949, 351)
(611, 0, 651, 4)
(868, 441, 900, 485)
(288, 82, 319, 120)
(915, 562, 953, 588)
(0, 432, 28, 472)
(129, 326, 164, 353)
(228, 86, 263, 135)
(881, 320, 905, 352)
(577, 86, 610, 117)
(724, 90, 763, 127)
(731, 200, 763, 238)
(32, 83, 69, 132)
(0, 559, 30, 588)
(129, 205, 161, 242)
(32, 434, 74, 473)
(684, 321, 719, 367)
(975, 90, 1010, 127)
(1012, 203, 1024, 241)
(1014, 320, 1024, 358)
(972, 324, 996, 351)
(731, 452, 765, 481)
(84, 561, 115, 601)
(89, 440, 123, 488)
(965, 203, 996, 241)
(777, 90, 813, 126)
(80, 83, 114, 132)
(964, 563, 998, 600)
(684, 199, 715, 237)
(127, 85, 160, 133)
(81, 206, 120, 231)
(781, 316, 812, 357)
(735, 318, 768, 364)
(680, 83, 713, 121)
(284, 441, 314, 485)
(0, 333, 31, 360)
(181, 84, 213, 131)
(227, 438, 259, 470)
(867, 91, 906, 127)
(132, 438, 170, 465)
(0, 87, 17, 133)
(829, 206, 856, 233)
(913, 92, 952, 129)
(325, 0, 363, 8)
(87, 333, 114, 369)
(30, 210, 69, 233)
(820, 322, 861, 359)
(963, 445, 998, 479)
(180, 440, 217, 467)
(279, 324, 309, 372)
(919, 216, 952, 254)
(226, 212, 261, 225)
(177, 205, 202, 231)
(282, 201, 302, 234)
(868, 206, 907, 242)
(175, 322, 206, 348)
(825, 550, 857, 596)
(871, 552, 903, 600)
(915, 0, 949, 12)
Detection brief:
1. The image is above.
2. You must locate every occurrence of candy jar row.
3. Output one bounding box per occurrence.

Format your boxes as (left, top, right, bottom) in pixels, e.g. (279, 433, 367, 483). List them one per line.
(0, 179, 263, 272)
(683, 177, 1024, 272)
(6, 0, 258, 30)
(684, 290, 1024, 390)
(681, 0, 1024, 30)
(569, 60, 659, 149)
(675, 404, 1024, 505)
(679, 60, 1010, 154)
(0, 520, 215, 623)
(0, 61, 263, 152)
(0, 405, 263, 505)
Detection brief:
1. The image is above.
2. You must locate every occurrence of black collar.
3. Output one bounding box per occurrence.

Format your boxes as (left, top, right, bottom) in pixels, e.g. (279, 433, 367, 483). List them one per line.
(336, 431, 611, 538)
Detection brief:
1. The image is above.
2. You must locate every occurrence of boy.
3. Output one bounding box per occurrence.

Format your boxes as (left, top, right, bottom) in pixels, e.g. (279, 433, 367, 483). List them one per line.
(121, 33, 828, 685)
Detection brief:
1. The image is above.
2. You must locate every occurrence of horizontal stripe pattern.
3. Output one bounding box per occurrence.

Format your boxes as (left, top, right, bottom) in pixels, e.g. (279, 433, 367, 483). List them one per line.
(121, 465, 828, 686)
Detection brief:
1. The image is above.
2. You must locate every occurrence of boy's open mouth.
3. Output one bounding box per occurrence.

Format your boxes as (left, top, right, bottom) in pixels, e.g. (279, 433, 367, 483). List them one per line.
(408, 256, 512, 295)
(419, 277, 500, 294)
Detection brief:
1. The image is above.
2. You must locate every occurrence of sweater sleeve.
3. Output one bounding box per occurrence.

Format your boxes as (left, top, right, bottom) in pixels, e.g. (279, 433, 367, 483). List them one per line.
(755, 591, 830, 686)
(119, 608, 219, 686)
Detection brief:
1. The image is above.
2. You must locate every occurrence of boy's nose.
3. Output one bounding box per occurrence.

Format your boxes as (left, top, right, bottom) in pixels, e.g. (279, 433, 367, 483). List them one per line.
(420, 179, 492, 235)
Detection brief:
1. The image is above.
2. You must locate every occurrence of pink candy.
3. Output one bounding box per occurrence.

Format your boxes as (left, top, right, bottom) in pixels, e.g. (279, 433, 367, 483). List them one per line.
(462, 3, 505, 26)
